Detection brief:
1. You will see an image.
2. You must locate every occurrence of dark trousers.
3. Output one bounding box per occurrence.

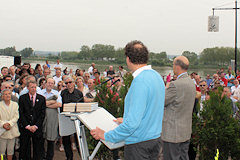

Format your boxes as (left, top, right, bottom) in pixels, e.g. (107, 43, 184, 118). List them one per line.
(62, 134, 79, 160)
(163, 140, 190, 160)
(124, 137, 161, 160)
(112, 149, 120, 160)
(46, 140, 54, 160)
(19, 130, 44, 160)
(188, 141, 196, 160)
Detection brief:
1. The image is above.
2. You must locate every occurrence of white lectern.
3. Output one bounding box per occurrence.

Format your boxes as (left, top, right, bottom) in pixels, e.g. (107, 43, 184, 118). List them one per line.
(60, 107, 125, 160)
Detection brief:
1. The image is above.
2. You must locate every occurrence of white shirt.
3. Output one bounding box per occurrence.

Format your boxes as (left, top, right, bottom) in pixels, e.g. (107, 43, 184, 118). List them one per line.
(53, 76, 62, 86)
(54, 63, 62, 70)
(177, 72, 188, 79)
(200, 94, 206, 111)
(80, 87, 88, 96)
(88, 66, 93, 74)
(19, 86, 42, 96)
(232, 87, 240, 100)
(231, 85, 240, 94)
(103, 71, 107, 77)
(12, 91, 19, 99)
(38, 89, 62, 103)
(132, 65, 152, 78)
(192, 78, 197, 85)
(11, 74, 16, 82)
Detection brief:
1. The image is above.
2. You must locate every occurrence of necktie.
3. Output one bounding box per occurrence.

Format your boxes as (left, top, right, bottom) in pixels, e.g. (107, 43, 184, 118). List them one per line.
(30, 96, 34, 106)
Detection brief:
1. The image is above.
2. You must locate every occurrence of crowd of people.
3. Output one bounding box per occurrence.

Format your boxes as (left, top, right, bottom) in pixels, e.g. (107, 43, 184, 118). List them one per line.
(188, 66, 240, 118)
(0, 59, 127, 160)
(0, 40, 239, 160)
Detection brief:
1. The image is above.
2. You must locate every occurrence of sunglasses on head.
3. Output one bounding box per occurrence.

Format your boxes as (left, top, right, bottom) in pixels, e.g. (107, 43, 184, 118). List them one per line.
(65, 81, 73, 85)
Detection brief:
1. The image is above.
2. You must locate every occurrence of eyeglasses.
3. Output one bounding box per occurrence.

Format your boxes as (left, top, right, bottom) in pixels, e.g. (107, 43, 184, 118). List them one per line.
(200, 85, 206, 87)
(62, 85, 67, 87)
(65, 81, 73, 85)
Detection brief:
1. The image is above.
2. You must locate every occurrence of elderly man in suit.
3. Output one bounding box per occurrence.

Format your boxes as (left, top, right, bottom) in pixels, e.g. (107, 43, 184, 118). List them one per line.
(18, 80, 46, 160)
(161, 56, 196, 160)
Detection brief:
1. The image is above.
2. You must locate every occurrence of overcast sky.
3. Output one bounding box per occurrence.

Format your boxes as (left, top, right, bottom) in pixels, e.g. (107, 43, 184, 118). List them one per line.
(0, 0, 239, 55)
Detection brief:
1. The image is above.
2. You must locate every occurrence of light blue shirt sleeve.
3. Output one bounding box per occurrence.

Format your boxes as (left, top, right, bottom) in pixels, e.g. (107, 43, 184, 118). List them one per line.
(104, 82, 148, 143)
(57, 92, 62, 104)
(19, 87, 28, 96)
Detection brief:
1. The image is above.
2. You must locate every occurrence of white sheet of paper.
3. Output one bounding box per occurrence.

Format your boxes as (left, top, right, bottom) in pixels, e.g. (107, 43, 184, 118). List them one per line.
(77, 108, 125, 150)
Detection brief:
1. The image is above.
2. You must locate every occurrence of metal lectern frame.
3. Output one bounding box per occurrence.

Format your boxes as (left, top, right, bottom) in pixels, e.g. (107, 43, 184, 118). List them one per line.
(70, 116, 103, 160)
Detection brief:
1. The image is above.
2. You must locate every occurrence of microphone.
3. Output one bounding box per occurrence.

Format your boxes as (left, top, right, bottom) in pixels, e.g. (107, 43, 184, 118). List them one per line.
(101, 77, 114, 85)
(73, 95, 85, 112)
(111, 79, 120, 86)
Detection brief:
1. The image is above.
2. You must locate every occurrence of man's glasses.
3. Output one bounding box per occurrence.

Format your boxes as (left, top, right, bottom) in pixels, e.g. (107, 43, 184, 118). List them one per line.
(65, 81, 73, 85)
(200, 85, 206, 87)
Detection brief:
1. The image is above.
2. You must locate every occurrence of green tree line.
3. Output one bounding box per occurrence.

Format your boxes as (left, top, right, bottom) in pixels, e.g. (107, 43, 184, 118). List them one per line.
(199, 47, 240, 65)
(62, 44, 171, 65)
(1, 45, 240, 67)
(0, 46, 33, 58)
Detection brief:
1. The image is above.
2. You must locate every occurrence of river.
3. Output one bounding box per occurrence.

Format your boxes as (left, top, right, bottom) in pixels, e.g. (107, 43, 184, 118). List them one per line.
(0, 56, 217, 79)
(22, 60, 217, 79)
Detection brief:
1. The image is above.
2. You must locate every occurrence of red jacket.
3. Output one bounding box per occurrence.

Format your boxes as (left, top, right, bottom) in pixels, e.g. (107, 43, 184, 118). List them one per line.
(220, 77, 228, 86)
(196, 84, 201, 92)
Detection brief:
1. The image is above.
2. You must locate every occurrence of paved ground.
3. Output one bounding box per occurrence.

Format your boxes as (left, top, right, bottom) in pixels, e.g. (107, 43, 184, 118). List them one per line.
(53, 145, 81, 160)
(15, 144, 81, 160)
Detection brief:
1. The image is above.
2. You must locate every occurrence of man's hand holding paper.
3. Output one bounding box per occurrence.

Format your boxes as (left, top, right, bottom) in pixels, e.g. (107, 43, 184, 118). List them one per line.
(90, 127, 105, 140)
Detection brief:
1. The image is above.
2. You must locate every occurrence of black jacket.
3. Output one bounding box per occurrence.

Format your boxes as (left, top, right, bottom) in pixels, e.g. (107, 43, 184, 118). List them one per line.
(18, 93, 46, 135)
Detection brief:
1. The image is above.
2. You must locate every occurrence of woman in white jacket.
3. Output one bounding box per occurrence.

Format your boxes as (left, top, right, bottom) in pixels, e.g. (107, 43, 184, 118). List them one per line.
(0, 89, 20, 160)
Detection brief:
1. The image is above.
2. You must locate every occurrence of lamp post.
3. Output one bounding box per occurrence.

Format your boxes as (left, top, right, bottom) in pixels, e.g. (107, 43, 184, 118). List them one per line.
(211, 1, 239, 74)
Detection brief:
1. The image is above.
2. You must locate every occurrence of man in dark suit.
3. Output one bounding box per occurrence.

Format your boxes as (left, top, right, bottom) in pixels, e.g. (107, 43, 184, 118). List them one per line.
(18, 80, 46, 160)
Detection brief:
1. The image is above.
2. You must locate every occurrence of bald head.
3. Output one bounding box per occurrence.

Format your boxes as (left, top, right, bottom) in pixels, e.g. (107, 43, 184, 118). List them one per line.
(133, 43, 143, 49)
(174, 56, 189, 70)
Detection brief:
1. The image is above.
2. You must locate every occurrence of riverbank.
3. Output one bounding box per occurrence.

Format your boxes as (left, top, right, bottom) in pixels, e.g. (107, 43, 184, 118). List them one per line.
(24, 57, 228, 70)
(25, 57, 123, 66)
(21, 58, 218, 78)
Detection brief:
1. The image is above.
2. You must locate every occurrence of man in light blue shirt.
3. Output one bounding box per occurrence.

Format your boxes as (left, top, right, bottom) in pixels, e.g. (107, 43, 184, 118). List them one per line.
(91, 40, 165, 159)
(206, 74, 212, 87)
(225, 70, 235, 87)
(39, 78, 62, 160)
